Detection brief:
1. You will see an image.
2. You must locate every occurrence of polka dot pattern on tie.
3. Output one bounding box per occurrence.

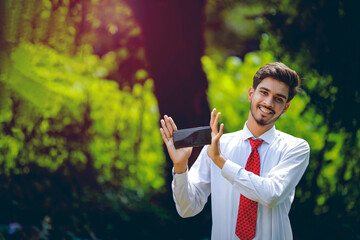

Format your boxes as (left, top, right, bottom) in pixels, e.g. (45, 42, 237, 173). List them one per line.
(235, 138, 263, 240)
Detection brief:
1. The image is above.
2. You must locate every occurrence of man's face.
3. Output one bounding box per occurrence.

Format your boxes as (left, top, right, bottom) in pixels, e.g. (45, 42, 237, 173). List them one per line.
(248, 77, 290, 127)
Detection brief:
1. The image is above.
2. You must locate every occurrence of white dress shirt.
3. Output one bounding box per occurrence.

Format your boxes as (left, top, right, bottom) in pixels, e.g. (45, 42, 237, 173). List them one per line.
(172, 123, 310, 240)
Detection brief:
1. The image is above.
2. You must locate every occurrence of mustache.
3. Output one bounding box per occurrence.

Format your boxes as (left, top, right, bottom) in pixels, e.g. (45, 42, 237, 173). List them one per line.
(258, 104, 275, 114)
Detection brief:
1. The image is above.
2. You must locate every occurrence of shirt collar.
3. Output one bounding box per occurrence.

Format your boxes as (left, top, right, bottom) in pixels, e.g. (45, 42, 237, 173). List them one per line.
(241, 121, 276, 144)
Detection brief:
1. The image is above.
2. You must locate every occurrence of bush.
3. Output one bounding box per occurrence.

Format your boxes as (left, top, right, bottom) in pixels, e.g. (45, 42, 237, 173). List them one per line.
(0, 43, 165, 238)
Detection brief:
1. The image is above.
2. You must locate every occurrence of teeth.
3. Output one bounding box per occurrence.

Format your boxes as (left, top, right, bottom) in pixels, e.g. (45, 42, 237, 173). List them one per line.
(260, 107, 272, 114)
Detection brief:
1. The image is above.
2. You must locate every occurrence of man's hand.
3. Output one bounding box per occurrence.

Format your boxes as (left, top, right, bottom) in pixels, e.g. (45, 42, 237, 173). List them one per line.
(160, 115, 192, 174)
(207, 108, 226, 169)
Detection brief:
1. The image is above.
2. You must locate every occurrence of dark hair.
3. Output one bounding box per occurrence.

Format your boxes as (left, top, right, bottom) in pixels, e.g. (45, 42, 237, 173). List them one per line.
(253, 62, 301, 102)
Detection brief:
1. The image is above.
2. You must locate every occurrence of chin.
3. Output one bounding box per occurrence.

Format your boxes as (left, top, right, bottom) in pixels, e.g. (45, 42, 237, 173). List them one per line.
(255, 118, 271, 126)
(253, 113, 277, 126)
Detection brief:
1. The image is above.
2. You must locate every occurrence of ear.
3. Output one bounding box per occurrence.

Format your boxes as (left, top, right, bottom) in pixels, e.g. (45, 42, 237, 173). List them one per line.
(282, 102, 290, 114)
(248, 87, 255, 102)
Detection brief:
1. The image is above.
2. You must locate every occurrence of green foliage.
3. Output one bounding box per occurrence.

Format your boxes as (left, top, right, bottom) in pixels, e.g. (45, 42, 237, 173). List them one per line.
(204, 0, 266, 59)
(202, 49, 358, 214)
(258, 0, 360, 237)
(1, 42, 164, 191)
(203, 0, 360, 237)
(3, 0, 145, 87)
(0, 0, 170, 238)
(203, 50, 327, 149)
(203, 51, 272, 131)
(2, 0, 358, 238)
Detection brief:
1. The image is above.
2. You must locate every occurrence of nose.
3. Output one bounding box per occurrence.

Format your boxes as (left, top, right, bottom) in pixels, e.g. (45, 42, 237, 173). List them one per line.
(263, 96, 274, 108)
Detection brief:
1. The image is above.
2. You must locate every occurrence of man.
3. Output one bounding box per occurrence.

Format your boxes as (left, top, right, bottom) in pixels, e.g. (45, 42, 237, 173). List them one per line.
(160, 62, 310, 240)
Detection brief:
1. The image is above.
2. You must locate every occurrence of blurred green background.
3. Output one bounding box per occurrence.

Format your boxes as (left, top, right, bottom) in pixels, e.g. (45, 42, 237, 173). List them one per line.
(0, 0, 359, 239)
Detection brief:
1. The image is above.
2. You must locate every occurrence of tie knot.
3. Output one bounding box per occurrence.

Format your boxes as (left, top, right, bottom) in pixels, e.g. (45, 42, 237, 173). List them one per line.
(249, 138, 264, 149)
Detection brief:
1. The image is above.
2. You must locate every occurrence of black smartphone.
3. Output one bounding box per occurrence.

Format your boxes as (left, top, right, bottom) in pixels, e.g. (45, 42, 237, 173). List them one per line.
(173, 126, 211, 149)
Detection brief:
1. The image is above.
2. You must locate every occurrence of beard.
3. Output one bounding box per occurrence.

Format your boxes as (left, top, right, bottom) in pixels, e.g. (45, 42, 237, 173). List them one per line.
(250, 102, 282, 126)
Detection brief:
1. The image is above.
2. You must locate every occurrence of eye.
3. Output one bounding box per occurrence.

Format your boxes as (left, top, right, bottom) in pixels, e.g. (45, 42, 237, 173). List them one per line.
(260, 90, 268, 95)
(275, 97, 284, 103)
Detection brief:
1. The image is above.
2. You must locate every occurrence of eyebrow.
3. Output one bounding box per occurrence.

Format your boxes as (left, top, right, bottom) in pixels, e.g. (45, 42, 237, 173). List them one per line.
(259, 87, 288, 100)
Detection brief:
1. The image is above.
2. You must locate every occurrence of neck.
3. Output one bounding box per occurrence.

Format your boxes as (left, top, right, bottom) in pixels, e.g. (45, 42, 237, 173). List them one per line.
(246, 112, 274, 138)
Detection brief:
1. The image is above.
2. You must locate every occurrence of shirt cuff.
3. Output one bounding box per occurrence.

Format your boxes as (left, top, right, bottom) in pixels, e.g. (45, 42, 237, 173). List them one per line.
(173, 167, 189, 186)
(221, 160, 242, 184)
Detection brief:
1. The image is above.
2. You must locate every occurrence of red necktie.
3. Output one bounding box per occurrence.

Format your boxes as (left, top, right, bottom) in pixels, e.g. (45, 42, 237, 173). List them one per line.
(235, 138, 264, 240)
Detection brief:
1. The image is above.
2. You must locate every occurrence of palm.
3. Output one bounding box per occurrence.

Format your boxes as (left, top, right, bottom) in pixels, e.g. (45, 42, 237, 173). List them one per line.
(166, 139, 192, 164)
(160, 115, 192, 173)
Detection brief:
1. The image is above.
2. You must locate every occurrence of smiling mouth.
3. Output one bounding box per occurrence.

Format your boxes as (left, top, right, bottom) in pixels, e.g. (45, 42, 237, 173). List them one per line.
(259, 105, 274, 115)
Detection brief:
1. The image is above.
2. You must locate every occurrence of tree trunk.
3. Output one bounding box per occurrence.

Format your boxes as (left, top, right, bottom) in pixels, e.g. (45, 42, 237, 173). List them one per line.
(127, 1, 212, 239)
(128, 0, 210, 165)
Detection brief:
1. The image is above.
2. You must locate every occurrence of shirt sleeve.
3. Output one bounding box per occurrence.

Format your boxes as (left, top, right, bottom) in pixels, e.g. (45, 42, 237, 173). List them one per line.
(221, 139, 310, 208)
(172, 146, 211, 218)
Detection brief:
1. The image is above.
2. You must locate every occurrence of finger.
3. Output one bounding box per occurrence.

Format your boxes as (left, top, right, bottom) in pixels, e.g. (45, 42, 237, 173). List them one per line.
(164, 115, 174, 136)
(213, 112, 221, 132)
(160, 128, 168, 143)
(169, 117, 178, 131)
(213, 123, 224, 142)
(160, 119, 171, 139)
(218, 123, 224, 137)
(210, 108, 216, 127)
